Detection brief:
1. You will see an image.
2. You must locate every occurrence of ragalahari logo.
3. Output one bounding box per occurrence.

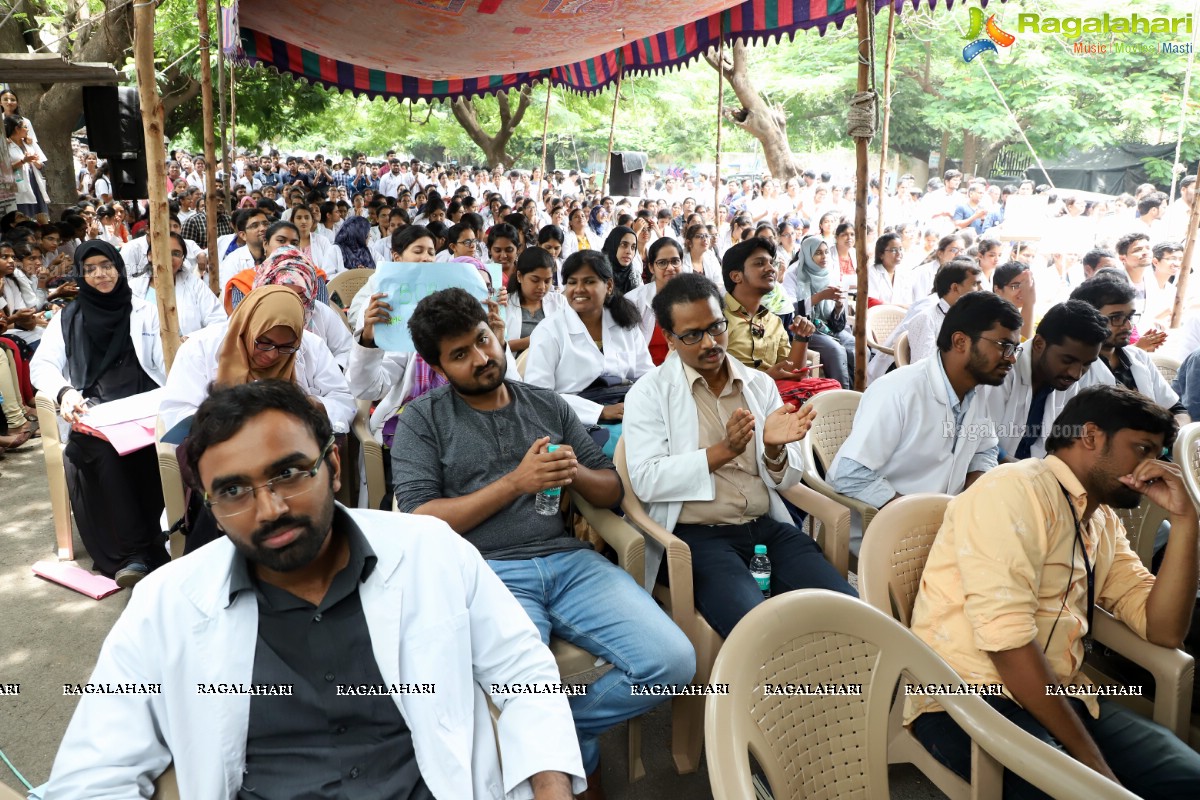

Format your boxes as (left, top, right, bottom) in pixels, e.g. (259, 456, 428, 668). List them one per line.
(962, 7, 1016, 62)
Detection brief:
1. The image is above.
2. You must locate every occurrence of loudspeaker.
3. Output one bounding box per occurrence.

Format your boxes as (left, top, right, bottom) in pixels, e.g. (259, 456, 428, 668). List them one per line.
(608, 153, 643, 197)
(82, 85, 148, 200)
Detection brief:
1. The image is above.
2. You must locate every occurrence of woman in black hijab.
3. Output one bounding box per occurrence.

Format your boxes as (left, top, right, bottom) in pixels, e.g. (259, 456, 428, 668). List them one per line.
(600, 225, 643, 295)
(29, 240, 167, 585)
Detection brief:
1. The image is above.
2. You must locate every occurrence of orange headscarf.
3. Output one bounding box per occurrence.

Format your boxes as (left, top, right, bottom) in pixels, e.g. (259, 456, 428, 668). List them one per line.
(215, 285, 304, 387)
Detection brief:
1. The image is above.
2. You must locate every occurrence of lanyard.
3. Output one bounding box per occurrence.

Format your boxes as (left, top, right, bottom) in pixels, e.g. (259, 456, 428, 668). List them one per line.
(1058, 483, 1095, 641)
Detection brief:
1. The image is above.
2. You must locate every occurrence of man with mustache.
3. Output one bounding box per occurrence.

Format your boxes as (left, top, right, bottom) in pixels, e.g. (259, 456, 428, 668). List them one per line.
(907, 385, 1200, 797)
(623, 273, 856, 639)
(829, 292, 1020, 534)
(43, 380, 586, 798)
(390, 288, 695, 800)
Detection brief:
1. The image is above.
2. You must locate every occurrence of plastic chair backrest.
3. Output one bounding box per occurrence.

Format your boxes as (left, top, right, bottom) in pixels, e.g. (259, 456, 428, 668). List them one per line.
(866, 304, 906, 345)
(327, 268, 375, 309)
(801, 389, 861, 475)
(857, 494, 951, 626)
(894, 330, 911, 367)
(1152, 353, 1180, 386)
(1175, 422, 1200, 515)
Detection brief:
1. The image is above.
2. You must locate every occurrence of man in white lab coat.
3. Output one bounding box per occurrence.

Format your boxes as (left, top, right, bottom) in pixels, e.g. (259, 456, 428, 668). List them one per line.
(1072, 274, 1190, 427)
(830, 292, 1022, 511)
(624, 273, 856, 638)
(979, 300, 1108, 462)
(43, 380, 586, 799)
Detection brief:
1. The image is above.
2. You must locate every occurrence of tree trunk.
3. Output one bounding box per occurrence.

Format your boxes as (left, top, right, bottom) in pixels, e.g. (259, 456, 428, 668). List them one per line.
(961, 130, 978, 178)
(705, 40, 801, 181)
(451, 87, 533, 168)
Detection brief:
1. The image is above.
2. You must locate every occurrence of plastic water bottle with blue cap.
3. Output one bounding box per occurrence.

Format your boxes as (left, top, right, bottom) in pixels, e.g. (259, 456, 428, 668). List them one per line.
(534, 444, 562, 515)
(750, 544, 771, 598)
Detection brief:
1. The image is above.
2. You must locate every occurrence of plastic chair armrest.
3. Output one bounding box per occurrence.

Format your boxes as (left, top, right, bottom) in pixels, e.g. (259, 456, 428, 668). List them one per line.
(353, 400, 386, 510)
(571, 491, 645, 584)
(1091, 609, 1194, 738)
(619, 495, 698, 631)
(779, 482, 852, 577)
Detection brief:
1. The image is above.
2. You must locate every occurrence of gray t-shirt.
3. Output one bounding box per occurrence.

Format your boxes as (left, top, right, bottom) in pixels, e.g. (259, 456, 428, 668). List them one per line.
(392, 380, 613, 560)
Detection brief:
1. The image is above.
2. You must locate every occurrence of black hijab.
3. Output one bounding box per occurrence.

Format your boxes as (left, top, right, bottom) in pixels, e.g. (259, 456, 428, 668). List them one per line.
(61, 240, 133, 392)
(601, 225, 639, 295)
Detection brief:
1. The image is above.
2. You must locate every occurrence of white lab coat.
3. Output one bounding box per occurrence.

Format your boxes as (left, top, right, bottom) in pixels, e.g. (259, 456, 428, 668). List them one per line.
(159, 321, 355, 434)
(129, 269, 227, 337)
(310, 301, 353, 370)
(1081, 345, 1180, 409)
(558, 228, 601, 260)
(624, 282, 659, 344)
(979, 345, 1089, 460)
(30, 296, 167, 440)
(523, 305, 654, 426)
(899, 260, 938, 307)
(866, 262, 903, 305)
(218, 245, 255, 295)
(305, 234, 345, 278)
(624, 352, 804, 533)
(504, 288, 566, 341)
(829, 354, 998, 499)
(681, 251, 724, 290)
(42, 509, 586, 800)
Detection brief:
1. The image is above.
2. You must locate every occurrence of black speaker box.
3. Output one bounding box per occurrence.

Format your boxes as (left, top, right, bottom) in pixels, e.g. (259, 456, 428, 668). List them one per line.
(608, 153, 643, 196)
(82, 85, 148, 200)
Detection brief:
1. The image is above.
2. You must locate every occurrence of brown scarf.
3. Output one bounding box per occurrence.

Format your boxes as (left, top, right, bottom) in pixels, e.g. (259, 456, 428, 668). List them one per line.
(215, 285, 304, 387)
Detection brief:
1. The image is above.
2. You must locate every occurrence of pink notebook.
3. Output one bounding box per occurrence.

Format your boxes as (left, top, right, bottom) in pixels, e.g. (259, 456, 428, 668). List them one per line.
(32, 560, 122, 599)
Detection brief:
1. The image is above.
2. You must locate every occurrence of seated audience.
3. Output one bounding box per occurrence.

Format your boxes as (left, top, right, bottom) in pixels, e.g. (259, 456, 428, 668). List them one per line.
(43, 379, 588, 798)
(624, 272, 856, 638)
(904, 259, 985, 365)
(129, 231, 225, 337)
(899, 233, 965, 307)
(252, 246, 352, 370)
(829, 292, 1021, 515)
(218, 208, 271, 292)
(505, 247, 565, 354)
(29, 241, 166, 584)
(993, 260, 1036, 340)
(786, 234, 853, 388)
(626, 237, 683, 365)
(907, 386, 1200, 798)
(600, 225, 643, 294)
(392, 288, 694, 798)
(981, 300, 1108, 461)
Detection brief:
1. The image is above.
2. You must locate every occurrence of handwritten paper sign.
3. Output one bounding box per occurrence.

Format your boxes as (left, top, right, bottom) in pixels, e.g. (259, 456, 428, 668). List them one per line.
(372, 261, 501, 353)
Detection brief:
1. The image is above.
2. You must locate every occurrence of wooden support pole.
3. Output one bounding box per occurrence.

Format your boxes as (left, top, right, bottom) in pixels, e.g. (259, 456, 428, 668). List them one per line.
(601, 61, 623, 196)
(216, 2, 230, 202)
(714, 30, 726, 218)
(197, 0, 221, 295)
(1170, 160, 1200, 329)
(876, 2, 896, 234)
(133, 0, 180, 370)
(538, 82, 552, 202)
(852, 0, 871, 391)
(230, 64, 237, 153)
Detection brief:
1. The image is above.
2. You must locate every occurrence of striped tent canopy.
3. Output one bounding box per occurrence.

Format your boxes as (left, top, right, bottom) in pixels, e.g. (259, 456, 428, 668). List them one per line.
(236, 0, 977, 103)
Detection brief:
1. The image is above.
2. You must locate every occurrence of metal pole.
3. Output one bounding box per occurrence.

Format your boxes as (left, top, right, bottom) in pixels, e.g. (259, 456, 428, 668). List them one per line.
(197, 0, 221, 295)
(714, 26, 726, 218)
(133, 0, 180, 369)
(601, 58, 623, 195)
(852, 0, 871, 391)
(876, 3, 896, 234)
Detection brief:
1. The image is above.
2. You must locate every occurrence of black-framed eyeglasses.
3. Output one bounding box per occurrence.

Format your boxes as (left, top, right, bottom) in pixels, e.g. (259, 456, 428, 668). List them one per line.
(1105, 311, 1139, 326)
(977, 335, 1022, 359)
(455, 238, 478, 248)
(254, 338, 299, 354)
(653, 257, 683, 269)
(203, 438, 334, 518)
(669, 318, 729, 346)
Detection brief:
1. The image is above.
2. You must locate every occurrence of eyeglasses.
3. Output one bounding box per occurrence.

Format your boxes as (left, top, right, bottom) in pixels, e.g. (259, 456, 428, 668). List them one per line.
(203, 438, 334, 518)
(82, 262, 118, 275)
(169, 250, 186, 259)
(253, 338, 299, 354)
(455, 238, 478, 248)
(883, 248, 903, 255)
(976, 335, 1022, 359)
(654, 257, 683, 269)
(1105, 312, 1139, 326)
(670, 317, 729, 345)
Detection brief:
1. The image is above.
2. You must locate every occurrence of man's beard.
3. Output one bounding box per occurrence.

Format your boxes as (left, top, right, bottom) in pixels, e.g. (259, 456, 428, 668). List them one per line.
(229, 481, 337, 572)
(1090, 444, 1143, 510)
(446, 357, 506, 396)
(965, 345, 1008, 387)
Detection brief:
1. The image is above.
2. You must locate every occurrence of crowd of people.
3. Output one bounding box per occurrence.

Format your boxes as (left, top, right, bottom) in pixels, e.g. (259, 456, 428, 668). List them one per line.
(7, 139, 1200, 799)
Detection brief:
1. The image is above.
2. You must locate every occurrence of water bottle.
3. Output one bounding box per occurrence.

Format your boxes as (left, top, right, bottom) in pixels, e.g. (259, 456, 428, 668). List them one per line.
(750, 544, 771, 598)
(534, 444, 562, 516)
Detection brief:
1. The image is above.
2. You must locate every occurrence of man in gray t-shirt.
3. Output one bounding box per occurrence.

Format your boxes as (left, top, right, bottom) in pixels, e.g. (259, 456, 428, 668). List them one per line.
(391, 289, 695, 797)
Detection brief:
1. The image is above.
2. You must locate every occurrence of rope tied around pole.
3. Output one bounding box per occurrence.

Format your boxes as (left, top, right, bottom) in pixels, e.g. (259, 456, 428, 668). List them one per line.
(847, 91, 877, 140)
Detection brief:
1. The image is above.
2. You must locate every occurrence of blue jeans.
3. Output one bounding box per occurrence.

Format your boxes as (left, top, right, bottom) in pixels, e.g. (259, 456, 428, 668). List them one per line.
(487, 549, 696, 774)
(670, 515, 857, 639)
(911, 696, 1200, 799)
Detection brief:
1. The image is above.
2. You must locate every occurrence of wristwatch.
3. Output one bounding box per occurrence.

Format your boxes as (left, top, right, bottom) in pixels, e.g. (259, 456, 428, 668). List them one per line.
(794, 335, 812, 343)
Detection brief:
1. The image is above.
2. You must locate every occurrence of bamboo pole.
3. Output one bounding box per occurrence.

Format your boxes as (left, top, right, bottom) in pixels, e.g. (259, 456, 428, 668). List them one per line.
(1169, 0, 1200, 203)
(197, 0, 221, 295)
(714, 30, 726, 218)
(538, 82, 552, 202)
(230, 64, 237, 153)
(852, 0, 871, 391)
(132, 0, 180, 370)
(1169, 160, 1200, 329)
(601, 59, 623, 195)
(216, 2, 230, 204)
(876, 3, 896, 234)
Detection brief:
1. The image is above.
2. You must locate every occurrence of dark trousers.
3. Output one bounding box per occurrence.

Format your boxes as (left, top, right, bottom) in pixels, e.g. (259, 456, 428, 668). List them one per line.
(808, 329, 855, 389)
(670, 515, 856, 639)
(911, 696, 1200, 800)
(64, 432, 166, 577)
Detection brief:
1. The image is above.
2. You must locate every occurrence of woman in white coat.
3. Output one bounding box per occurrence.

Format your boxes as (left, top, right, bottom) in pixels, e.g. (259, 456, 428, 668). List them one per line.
(505, 246, 565, 354)
(292, 204, 345, 278)
(128, 232, 226, 337)
(159, 285, 354, 437)
(559, 207, 601, 260)
(249, 245, 352, 370)
(682, 223, 724, 289)
(524, 249, 653, 456)
(625, 236, 682, 366)
(29, 241, 167, 584)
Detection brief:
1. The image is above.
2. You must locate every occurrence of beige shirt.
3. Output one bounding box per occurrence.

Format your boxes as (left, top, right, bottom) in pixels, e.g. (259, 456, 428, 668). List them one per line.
(905, 455, 1155, 724)
(676, 361, 780, 525)
(723, 293, 789, 372)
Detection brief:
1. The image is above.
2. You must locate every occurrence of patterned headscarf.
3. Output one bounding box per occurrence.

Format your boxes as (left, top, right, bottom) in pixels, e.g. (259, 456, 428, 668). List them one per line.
(253, 245, 318, 327)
